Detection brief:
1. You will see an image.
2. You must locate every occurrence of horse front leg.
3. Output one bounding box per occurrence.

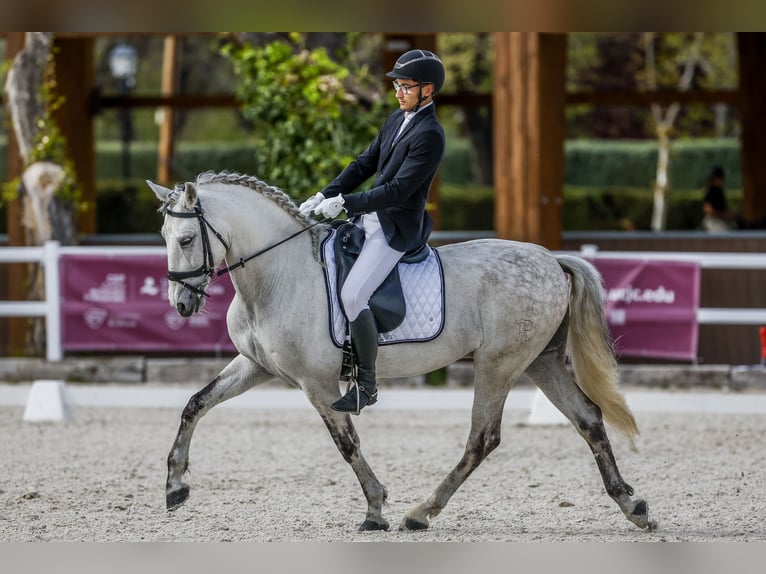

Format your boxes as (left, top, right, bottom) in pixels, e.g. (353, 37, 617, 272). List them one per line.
(166, 354, 274, 511)
(311, 402, 389, 531)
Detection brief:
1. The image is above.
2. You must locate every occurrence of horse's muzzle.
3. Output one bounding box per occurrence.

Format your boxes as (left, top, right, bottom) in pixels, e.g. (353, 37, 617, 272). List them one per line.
(175, 286, 205, 317)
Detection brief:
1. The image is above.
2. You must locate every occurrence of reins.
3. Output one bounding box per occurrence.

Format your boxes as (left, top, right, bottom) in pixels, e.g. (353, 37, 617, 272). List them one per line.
(217, 219, 323, 277)
(164, 197, 321, 297)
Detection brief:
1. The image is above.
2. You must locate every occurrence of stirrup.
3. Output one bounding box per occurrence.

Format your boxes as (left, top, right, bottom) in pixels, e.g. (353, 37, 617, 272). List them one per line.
(334, 379, 378, 415)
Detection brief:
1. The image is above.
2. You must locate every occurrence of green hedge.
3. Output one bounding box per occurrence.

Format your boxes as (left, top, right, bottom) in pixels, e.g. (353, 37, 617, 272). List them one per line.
(563, 138, 741, 190)
(0, 137, 743, 233)
(439, 183, 739, 232)
(0, 180, 733, 234)
(0, 136, 743, 188)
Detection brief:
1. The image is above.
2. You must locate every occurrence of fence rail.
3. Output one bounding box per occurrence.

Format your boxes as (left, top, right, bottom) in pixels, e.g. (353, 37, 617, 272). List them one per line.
(2, 240, 766, 361)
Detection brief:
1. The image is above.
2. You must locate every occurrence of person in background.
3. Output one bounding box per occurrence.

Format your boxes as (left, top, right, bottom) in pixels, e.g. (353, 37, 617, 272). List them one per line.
(701, 165, 739, 232)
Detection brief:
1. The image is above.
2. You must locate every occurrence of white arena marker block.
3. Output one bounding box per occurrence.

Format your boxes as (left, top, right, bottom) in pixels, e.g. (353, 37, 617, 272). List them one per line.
(527, 388, 568, 425)
(23, 380, 73, 422)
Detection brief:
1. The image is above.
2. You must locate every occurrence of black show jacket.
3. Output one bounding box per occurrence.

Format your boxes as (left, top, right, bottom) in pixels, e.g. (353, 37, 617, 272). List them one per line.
(321, 104, 445, 254)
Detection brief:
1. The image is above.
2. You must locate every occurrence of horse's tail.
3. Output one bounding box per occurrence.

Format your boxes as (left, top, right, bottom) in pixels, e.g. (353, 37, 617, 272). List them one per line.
(556, 254, 639, 447)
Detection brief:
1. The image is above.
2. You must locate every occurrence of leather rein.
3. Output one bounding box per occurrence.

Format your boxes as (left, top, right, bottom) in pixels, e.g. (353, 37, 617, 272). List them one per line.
(164, 198, 321, 298)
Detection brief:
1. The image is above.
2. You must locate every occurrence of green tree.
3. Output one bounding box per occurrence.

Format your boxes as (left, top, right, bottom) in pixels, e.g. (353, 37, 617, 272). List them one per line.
(221, 33, 387, 199)
(566, 33, 738, 140)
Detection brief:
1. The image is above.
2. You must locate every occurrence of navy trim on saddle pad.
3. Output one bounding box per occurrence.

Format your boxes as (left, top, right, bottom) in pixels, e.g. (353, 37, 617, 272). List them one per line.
(320, 229, 446, 348)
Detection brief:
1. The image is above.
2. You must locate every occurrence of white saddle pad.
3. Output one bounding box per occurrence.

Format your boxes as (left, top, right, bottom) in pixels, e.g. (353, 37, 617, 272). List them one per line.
(321, 230, 445, 347)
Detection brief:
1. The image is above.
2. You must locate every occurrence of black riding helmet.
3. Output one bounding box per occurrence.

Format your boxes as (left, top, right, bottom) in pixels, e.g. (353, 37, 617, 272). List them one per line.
(386, 49, 445, 94)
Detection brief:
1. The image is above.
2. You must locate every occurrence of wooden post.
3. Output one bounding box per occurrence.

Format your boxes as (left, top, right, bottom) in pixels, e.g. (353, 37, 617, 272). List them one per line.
(51, 36, 96, 235)
(737, 33, 766, 225)
(158, 35, 180, 185)
(493, 33, 566, 249)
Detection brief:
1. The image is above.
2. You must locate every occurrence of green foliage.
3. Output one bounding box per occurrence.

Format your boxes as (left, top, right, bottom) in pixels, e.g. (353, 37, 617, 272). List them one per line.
(220, 34, 387, 199)
(439, 184, 734, 232)
(439, 183, 494, 229)
(2, 135, 745, 235)
(565, 33, 739, 139)
(439, 33, 494, 93)
(563, 138, 741, 190)
(95, 180, 162, 234)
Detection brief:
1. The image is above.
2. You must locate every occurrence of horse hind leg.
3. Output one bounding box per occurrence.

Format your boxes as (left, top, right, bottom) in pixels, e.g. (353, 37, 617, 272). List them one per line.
(166, 354, 274, 511)
(400, 356, 515, 531)
(525, 322, 656, 531)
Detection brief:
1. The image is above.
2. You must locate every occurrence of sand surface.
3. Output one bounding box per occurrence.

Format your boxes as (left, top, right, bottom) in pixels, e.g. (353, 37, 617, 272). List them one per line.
(1, 401, 765, 542)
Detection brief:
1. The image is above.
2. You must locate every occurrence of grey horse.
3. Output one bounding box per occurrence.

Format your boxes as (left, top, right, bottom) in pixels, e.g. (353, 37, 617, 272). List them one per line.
(147, 171, 654, 533)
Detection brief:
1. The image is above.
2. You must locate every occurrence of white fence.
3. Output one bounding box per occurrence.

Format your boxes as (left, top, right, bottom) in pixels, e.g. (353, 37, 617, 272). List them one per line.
(0, 241, 165, 361)
(1, 241, 766, 361)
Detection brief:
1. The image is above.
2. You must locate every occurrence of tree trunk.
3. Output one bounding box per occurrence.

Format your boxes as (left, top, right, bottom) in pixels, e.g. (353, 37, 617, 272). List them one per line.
(4, 32, 77, 356)
(4, 33, 51, 164)
(644, 32, 704, 231)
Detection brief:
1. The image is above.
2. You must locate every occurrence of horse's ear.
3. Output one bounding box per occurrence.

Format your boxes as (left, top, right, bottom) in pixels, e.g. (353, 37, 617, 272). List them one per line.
(146, 180, 172, 202)
(182, 182, 198, 207)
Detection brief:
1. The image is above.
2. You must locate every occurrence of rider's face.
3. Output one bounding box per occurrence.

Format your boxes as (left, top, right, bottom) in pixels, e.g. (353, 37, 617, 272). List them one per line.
(394, 80, 433, 111)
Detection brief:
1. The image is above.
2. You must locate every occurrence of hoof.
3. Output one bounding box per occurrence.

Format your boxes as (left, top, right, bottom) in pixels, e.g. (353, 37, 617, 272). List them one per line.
(166, 485, 190, 511)
(399, 517, 429, 531)
(627, 499, 650, 529)
(359, 519, 389, 531)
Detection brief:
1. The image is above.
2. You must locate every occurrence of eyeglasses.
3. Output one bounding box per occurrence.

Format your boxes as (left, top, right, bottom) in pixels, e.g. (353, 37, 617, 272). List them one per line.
(392, 81, 422, 95)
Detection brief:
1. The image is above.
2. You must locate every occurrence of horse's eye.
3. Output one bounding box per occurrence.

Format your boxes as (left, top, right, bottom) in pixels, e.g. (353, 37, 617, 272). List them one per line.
(179, 236, 194, 247)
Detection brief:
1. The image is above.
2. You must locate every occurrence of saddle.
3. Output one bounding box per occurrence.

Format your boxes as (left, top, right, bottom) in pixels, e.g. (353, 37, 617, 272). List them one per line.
(332, 220, 430, 333)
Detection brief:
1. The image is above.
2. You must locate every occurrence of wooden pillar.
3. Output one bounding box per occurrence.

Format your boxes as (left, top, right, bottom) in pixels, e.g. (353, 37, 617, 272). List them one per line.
(51, 36, 96, 235)
(158, 35, 180, 184)
(493, 33, 566, 249)
(737, 33, 766, 224)
(382, 33, 442, 229)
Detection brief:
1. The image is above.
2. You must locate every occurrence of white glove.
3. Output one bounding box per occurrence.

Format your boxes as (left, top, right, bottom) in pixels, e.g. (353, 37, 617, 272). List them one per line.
(314, 195, 346, 219)
(298, 192, 325, 216)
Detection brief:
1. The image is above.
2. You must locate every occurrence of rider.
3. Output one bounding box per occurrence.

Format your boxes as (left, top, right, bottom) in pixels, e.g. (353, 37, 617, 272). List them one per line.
(300, 49, 446, 414)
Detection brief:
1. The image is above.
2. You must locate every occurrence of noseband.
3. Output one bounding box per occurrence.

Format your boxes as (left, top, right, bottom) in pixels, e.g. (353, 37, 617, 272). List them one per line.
(164, 197, 322, 299)
(164, 198, 230, 298)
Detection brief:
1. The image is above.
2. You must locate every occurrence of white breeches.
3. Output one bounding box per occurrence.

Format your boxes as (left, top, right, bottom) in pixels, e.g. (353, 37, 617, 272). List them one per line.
(340, 214, 404, 322)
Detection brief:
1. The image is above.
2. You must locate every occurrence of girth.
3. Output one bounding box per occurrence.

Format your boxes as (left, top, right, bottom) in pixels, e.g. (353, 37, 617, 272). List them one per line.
(332, 221, 430, 333)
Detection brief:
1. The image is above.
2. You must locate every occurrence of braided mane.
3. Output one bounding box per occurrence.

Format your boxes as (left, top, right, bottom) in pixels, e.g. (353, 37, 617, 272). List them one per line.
(181, 171, 328, 262)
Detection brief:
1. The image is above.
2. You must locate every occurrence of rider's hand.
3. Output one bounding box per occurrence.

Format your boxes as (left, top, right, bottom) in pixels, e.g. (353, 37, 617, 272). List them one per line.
(314, 195, 346, 219)
(298, 192, 325, 216)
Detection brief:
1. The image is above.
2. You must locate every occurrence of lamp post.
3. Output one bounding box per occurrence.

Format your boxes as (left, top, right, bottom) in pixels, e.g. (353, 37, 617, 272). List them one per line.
(108, 42, 138, 182)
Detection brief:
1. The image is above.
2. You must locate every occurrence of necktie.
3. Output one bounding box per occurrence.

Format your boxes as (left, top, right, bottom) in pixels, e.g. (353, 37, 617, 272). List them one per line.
(393, 112, 414, 146)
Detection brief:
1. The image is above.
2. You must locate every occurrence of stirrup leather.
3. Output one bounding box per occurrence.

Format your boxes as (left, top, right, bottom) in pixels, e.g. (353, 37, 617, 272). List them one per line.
(340, 337, 355, 383)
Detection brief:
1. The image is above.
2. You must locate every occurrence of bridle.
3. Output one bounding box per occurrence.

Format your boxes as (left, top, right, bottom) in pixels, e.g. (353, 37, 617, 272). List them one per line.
(163, 197, 321, 298)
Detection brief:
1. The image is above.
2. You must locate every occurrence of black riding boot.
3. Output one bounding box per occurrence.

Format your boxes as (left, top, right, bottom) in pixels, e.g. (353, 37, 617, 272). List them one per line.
(331, 309, 379, 414)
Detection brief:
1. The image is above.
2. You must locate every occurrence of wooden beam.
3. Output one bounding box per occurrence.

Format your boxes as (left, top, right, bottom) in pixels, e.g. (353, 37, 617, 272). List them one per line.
(493, 33, 566, 249)
(737, 33, 766, 225)
(52, 36, 96, 236)
(538, 34, 567, 250)
(157, 35, 180, 184)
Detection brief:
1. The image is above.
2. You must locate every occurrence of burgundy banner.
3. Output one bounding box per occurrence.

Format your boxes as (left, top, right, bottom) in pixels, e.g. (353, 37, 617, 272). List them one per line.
(59, 253, 699, 360)
(591, 258, 701, 361)
(60, 254, 236, 353)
